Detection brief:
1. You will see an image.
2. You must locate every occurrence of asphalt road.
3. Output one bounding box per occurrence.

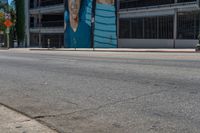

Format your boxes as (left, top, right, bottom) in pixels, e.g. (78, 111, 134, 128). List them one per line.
(0, 49, 200, 133)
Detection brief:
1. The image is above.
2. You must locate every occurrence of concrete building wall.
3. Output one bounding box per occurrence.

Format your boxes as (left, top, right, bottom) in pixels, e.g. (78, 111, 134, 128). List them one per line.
(118, 0, 200, 48)
(119, 39, 174, 48)
(26, 0, 64, 48)
(24, 0, 200, 48)
(119, 39, 198, 48)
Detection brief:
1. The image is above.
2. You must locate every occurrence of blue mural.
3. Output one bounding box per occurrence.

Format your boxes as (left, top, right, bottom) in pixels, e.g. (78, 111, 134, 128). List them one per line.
(64, 0, 117, 48)
(94, 1, 117, 48)
(64, 0, 92, 48)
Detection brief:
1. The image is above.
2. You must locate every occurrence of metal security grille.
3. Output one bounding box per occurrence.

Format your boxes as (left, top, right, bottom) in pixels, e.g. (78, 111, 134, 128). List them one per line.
(119, 15, 173, 39)
(40, 0, 63, 7)
(158, 16, 173, 39)
(131, 18, 143, 38)
(30, 0, 64, 8)
(144, 17, 158, 39)
(120, 0, 197, 9)
(177, 11, 200, 39)
(120, 0, 175, 9)
(119, 19, 131, 38)
(177, 0, 196, 2)
(41, 34, 64, 48)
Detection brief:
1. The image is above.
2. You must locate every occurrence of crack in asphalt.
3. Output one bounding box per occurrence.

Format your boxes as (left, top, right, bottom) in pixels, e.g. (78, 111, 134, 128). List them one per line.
(33, 89, 167, 120)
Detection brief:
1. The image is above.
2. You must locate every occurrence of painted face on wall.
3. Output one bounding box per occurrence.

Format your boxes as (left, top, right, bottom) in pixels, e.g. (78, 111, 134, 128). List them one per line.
(68, 0, 81, 32)
(96, 0, 114, 4)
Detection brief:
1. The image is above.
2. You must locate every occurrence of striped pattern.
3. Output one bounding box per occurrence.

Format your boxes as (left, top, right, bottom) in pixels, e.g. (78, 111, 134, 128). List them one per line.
(94, 3, 117, 48)
(81, 0, 92, 26)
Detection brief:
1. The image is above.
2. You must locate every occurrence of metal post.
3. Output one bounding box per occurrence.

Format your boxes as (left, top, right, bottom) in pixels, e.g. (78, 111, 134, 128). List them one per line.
(90, 0, 97, 50)
(47, 38, 50, 49)
(6, 28, 9, 49)
(173, 9, 177, 48)
(116, 0, 119, 48)
(39, 33, 41, 47)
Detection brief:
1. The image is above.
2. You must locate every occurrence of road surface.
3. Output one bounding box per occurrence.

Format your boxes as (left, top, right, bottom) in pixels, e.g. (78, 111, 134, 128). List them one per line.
(0, 49, 200, 133)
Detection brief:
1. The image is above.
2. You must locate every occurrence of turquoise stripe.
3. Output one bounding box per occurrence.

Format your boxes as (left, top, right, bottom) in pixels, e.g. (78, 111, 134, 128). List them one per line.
(95, 21, 115, 25)
(95, 16, 115, 24)
(95, 14, 115, 18)
(95, 23, 116, 31)
(96, 4, 115, 11)
(94, 36, 117, 43)
(94, 3, 117, 48)
(95, 28, 116, 32)
(94, 42, 116, 48)
(95, 10, 115, 17)
(94, 32, 117, 39)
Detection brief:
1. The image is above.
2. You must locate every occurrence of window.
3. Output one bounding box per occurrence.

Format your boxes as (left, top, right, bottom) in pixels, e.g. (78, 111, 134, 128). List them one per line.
(119, 19, 131, 38)
(120, 0, 175, 9)
(158, 16, 173, 39)
(131, 18, 143, 38)
(119, 15, 174, 39)
(177, 0, 196, 3)
(144, 17, 158, 39)
(177, 12, 198, 39)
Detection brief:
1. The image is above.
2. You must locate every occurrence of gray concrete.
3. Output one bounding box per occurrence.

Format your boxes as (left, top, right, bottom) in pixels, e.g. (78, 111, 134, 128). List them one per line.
(0, 105, 57, 133)
(119, 39, 198, 48)
(0, 50, 200, 133)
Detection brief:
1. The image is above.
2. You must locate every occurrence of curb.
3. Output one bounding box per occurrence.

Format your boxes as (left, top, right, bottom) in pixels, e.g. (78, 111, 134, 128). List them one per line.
(0, 48, 9, 50)
(29, 48, 197, 53)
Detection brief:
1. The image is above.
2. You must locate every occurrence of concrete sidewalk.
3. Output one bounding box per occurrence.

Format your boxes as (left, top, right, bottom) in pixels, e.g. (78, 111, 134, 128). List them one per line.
(0, 104, 57, 133)
(29, 48, 197, 53)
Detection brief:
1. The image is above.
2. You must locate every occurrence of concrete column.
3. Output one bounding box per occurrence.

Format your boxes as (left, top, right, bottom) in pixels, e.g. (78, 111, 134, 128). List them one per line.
(39, 13, 41, 27)
(34, 15, 37, 27)
(38, 0, 41, 7)
(142, 18, 145, 38)
(25, 0, 30, 47)
(173, 9, 178, 48)
(34, 0, 37, 8)
(39, 33, 41, 47)
(194, 14, 196, 39)
(38, 10, 42, 47)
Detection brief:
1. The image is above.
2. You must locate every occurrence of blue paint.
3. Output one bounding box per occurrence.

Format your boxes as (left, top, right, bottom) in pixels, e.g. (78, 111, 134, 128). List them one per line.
(94, 3, 117, 48)
(64, 0, 92, 48)
(64, 0, 117, 48)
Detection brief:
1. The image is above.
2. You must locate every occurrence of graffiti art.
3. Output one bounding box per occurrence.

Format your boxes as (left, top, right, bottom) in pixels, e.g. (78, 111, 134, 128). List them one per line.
(64, 0, 117, 48)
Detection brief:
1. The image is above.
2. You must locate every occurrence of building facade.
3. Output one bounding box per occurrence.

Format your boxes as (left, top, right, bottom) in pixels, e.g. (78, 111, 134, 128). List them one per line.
(25, 0, 200, 48)
(119, 0, 200, 48)
(26, 0, 64, 48)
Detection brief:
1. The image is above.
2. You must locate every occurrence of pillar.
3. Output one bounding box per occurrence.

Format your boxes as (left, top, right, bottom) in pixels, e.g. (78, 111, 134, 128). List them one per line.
(173, 9, 177, 48)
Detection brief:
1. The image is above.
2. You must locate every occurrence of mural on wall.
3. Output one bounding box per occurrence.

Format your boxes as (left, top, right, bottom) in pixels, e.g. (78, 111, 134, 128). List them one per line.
(94, 0, 117, 48)
(64, 0, 92, 48)
(64, 0, 117, 48)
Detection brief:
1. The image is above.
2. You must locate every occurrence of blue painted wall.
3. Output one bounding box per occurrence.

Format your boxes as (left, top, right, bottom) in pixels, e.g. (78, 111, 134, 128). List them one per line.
(94, 3, 117, 48)
(64, 0, 117, 48)
(64, 0, 92, 48)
